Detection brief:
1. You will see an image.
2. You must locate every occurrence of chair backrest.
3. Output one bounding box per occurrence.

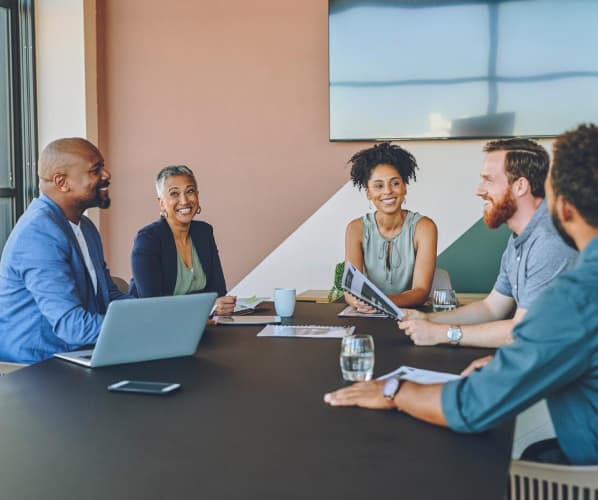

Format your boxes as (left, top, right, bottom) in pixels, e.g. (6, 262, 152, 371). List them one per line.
(429, 268, 452, 297)
(111, 275, 129, 294)
(508, 459, 598, 500)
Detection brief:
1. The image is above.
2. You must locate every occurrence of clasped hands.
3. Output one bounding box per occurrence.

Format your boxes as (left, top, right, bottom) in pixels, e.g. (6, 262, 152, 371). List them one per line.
(399, 309, 447, 346)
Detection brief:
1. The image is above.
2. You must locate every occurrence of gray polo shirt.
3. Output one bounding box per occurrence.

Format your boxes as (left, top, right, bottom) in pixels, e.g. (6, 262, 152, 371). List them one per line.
(494, 201, 578, 308)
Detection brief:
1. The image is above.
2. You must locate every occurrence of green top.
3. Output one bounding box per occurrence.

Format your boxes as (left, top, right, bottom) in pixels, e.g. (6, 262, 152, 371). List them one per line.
(173, 243, 207, 295)
(362, 210, 422, 296)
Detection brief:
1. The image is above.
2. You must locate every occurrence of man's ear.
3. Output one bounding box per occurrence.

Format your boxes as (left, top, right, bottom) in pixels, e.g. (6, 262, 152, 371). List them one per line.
(512, 177, 530, 197)
(557, 195, 576, 223)
(54, 173, 68, 192)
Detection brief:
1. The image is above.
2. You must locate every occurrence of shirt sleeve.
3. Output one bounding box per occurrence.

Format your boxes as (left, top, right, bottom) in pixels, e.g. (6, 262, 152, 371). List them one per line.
(204, 225, 227, 297)
(517, 235, 577, 309)
(441, 275, 590, 433)
(130, 229, 165, 297)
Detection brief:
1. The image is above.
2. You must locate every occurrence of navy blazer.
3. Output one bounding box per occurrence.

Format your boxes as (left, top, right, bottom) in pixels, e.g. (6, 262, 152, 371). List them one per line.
(129, 218, 227, 298)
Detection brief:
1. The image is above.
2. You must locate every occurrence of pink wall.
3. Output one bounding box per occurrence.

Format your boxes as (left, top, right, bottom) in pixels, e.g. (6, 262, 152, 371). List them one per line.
(97, 0, 367, 287)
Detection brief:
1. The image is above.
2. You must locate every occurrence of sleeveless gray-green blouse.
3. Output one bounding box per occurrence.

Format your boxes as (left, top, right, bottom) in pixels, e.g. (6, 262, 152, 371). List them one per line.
(173, 244, 207, 295)
(362, 211, 423, 295)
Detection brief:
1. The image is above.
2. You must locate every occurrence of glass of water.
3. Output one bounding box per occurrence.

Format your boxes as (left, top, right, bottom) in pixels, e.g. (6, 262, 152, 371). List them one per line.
(340, 334, 375, 381)
(432, 289, 458, 312)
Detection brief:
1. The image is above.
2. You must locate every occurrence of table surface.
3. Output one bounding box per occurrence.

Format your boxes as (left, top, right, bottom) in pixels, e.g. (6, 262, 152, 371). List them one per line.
(0, 301, 513, 500)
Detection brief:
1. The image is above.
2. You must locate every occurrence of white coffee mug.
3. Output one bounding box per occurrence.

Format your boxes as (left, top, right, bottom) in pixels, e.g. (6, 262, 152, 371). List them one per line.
(273, 288, 296, 317)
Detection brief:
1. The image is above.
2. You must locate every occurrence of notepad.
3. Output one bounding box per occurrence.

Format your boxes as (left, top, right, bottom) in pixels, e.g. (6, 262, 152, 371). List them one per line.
(215, 315, 281, 325)
(257, 325, 355, 338)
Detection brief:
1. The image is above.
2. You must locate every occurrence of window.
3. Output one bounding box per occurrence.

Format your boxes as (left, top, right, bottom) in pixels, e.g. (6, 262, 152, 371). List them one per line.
(0, 0, 36, 254)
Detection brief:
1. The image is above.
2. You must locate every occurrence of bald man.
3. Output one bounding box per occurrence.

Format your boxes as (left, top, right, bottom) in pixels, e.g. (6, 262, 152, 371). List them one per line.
(0, 138, 129, 363)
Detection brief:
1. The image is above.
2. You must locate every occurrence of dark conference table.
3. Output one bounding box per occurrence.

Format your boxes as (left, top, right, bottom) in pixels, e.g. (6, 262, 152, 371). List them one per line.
(0, 301, 513, 500)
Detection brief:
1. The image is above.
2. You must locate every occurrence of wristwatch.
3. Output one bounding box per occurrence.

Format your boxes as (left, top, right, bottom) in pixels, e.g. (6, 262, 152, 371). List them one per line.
(383, 377, 402, 401)
(447, 325, 463, 345)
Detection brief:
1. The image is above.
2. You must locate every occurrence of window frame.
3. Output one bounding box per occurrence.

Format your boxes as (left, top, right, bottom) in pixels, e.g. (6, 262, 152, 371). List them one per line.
(0, 0, 37, 252)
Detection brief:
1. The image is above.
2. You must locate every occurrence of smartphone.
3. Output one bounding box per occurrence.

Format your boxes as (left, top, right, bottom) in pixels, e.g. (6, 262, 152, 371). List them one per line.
(107, 380, 181, 395)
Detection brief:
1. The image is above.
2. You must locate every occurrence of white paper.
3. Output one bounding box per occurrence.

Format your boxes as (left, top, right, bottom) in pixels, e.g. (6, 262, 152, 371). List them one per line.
(337, 305, 387, 318)
(378, 365, 461, 384)
(234, 296, 268, 313)
(257, 325, 355, 338)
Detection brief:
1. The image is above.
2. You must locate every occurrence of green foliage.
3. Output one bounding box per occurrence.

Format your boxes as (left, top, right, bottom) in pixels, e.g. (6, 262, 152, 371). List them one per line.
(328, 262, 345, 302)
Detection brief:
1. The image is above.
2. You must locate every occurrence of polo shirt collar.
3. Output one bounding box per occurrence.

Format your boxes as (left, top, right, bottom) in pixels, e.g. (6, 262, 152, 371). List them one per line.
(511, 200, 547, 249)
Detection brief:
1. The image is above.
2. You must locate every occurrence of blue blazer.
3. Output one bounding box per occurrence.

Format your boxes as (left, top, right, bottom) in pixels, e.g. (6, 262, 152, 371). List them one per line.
(0, 195, 129, 363)
(129, 218, 227, 298)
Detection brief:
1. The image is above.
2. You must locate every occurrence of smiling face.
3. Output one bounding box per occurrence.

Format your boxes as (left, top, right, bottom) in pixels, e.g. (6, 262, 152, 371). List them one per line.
(65, 143, 112, 211)
(365, 164, 406, 214)
(476, 150, 517, 228)
(158, 175, 199, 225)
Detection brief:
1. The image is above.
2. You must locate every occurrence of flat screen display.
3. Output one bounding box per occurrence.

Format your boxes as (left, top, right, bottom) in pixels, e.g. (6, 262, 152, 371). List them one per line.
(329, 0, 598, 140)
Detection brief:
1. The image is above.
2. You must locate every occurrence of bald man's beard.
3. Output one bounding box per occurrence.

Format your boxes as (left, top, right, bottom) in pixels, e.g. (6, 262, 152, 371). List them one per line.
(96, 181, 111, 209)
(482, 189, 517, 229)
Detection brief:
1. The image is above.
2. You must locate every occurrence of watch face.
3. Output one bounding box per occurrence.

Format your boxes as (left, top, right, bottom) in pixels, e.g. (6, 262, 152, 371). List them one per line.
(383, 377, 400, 399)
(448, 326, 462, 343)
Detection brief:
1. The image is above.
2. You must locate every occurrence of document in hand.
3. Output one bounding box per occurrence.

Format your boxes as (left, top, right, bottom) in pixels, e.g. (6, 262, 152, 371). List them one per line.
(341, 262, 405, 320)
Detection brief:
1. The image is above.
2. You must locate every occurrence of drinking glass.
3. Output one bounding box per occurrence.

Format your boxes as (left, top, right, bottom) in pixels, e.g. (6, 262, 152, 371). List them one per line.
(340, 334, 374, 381)
(432, 289, 458, 312)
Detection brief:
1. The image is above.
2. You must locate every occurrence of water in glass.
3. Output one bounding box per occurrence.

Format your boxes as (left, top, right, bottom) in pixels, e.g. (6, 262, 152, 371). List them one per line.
(340, 334, 374, 381)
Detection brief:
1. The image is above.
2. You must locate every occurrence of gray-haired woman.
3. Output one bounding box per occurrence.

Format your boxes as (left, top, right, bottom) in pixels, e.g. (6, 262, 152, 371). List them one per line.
(129, 165, 236, 315)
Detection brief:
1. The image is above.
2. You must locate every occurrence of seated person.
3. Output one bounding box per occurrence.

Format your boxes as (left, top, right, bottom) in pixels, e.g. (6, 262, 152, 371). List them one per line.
(325, 124, 598, 466)
(400, 138, 577, 348)
(344, 142, 437, 311)
(0, 138, 129, 363)
(130, 165, 235, 315)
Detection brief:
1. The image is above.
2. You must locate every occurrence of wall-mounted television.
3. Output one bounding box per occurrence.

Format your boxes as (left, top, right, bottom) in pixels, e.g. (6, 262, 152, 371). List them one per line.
(329, 0, 598, 140)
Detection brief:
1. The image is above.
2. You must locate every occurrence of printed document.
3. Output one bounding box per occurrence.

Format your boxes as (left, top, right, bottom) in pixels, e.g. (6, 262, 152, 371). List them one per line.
(378, 365, 461, 384)
(342, 262, 404, 320)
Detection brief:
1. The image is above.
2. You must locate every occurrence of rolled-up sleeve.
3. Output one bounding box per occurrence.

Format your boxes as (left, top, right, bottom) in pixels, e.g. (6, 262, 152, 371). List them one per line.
(441, 277, 590, 433)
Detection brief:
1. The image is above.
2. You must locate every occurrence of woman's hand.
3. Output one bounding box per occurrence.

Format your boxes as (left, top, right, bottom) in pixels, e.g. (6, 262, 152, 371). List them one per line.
(214, 295, 236, 315)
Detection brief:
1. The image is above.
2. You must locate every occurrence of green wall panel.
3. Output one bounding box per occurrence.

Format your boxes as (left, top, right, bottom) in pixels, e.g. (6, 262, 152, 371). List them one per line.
(437, 218, 511, 293)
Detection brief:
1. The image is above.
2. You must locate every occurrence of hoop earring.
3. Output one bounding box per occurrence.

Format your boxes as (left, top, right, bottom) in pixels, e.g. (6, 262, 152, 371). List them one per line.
(196, 205, 202, 215)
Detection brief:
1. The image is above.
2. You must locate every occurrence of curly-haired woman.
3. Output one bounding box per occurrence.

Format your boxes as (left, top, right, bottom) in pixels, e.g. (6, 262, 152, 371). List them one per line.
(345, 142, 437, 312)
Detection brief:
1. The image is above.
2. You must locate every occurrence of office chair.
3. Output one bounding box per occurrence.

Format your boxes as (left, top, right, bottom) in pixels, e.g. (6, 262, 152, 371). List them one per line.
(508, 459, 598, 500)
(111, 275, 129, 294)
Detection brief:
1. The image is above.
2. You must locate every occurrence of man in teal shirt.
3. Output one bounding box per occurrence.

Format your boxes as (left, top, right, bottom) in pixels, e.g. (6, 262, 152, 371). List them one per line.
(324, 124, 598, 465)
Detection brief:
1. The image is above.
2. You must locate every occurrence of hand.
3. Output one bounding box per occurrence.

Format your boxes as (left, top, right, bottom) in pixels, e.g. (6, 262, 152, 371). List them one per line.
(214, 295, 236, 315)
(461, 355, 494, 377)
(402, 308, 428, 320)
(324, 380, 396, 410)
(398, 319, 445, 346)
(353, 298, 379, 315)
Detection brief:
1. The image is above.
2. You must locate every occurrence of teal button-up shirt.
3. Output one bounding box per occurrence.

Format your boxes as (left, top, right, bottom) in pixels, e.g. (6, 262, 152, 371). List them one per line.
(442, 236, 598, 465)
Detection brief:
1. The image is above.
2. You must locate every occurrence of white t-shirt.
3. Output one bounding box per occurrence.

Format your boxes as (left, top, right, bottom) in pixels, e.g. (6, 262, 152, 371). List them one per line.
(69, 221, 98, 294)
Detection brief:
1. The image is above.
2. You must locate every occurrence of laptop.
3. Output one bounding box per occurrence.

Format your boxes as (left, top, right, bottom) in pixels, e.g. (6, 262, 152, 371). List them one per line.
(54, 293, 217, 368)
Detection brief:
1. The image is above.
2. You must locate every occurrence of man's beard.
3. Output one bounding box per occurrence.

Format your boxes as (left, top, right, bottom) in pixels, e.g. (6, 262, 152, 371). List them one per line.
(482, 189, 517, 229)
(551, 212, 577, 250)
(95, 182, 111, 209)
